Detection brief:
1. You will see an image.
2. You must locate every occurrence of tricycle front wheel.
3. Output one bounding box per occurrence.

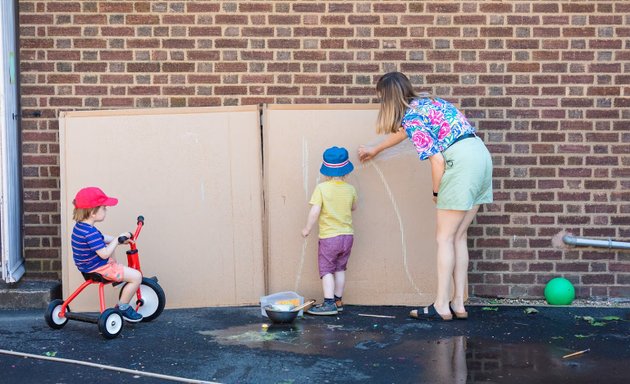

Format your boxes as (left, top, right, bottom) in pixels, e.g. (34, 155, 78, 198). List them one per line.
(119, 277, 166, 322)
(98, 308, 123, 339)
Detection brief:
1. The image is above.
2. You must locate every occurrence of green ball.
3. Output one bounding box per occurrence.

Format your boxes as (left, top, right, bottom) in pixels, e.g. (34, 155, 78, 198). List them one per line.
(544, 277, 575, 305)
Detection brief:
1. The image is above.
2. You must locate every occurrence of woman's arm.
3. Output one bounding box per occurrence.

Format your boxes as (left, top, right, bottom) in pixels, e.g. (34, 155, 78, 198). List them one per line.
(428, 152, 446, 201)
(358, 129, 407, 162)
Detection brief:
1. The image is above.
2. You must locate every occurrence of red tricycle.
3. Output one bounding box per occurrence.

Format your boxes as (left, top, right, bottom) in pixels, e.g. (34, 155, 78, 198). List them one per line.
(45, 215, 166, 339)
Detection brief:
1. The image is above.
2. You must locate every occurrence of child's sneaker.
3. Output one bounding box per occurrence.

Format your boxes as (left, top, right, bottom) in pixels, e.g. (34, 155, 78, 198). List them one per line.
(335, 299, 344, 312)
(306, 301, 338, 316)
(116, 305, 143, 323)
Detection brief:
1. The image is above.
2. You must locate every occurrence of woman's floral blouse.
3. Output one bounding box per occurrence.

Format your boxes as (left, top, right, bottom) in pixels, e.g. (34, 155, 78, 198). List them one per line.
(402, 97, 476, 160)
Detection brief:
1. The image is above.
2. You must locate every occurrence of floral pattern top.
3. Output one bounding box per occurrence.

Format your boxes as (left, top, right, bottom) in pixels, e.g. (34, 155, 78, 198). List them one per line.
(402, 97, 475, 160)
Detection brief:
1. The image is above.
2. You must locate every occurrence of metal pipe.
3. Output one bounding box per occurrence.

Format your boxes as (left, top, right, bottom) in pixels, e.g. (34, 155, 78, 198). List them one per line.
(562, 235, 630, 250)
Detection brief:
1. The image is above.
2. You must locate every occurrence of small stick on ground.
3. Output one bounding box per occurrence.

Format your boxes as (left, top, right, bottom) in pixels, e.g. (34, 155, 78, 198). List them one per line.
(358, 313, 396, 319)
(562, 348, 590, 359)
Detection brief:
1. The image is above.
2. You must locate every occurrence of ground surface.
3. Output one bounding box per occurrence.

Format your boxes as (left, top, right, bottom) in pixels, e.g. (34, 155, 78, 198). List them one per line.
(0, 305, 628, 383)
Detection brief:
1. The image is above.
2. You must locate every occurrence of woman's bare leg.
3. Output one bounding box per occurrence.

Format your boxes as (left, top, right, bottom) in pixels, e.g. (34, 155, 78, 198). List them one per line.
(434, 209, 467, 316)
(451, 206, 479, 314)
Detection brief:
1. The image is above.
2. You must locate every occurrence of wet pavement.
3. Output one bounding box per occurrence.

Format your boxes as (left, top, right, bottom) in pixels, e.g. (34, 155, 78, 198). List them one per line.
(0, 305, 628, 383)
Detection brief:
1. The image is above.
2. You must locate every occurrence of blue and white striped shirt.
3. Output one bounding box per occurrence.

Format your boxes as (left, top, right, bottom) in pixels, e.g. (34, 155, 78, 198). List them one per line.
(71, 221, 108, 272)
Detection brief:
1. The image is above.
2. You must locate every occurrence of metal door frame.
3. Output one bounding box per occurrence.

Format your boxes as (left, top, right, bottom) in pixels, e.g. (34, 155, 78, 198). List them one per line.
(0, 0, 24, 283)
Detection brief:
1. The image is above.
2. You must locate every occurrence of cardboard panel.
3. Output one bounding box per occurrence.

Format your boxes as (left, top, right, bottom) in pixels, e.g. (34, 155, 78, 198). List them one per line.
(263, 105, 438, 306)
(60, 106, 264, 311)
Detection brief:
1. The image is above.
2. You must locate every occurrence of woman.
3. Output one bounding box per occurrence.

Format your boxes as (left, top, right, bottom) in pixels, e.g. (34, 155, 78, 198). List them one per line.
(358, 72, 493, 321)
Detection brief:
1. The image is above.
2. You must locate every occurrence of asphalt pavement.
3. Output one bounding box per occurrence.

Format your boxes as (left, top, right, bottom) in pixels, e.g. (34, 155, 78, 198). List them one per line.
(0, 305, 628, 383)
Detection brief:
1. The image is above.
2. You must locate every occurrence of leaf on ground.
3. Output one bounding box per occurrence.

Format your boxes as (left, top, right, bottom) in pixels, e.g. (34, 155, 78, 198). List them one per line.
(590, 322, 606, 327)
(44, 351, 57, 357)
(551, 336, 564, 339)
(574, 334, 594, 339)
(524, 307, 538, 314)
(576, 315, 618, 326)
(482, 307, 498, 311)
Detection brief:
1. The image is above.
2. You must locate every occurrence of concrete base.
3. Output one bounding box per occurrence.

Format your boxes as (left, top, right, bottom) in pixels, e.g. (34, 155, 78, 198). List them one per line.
(0, 280, 61, 309)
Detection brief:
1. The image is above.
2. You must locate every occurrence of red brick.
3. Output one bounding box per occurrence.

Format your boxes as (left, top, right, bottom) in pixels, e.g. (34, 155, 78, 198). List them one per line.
(162, 15, 196, 24)
(348, 16, 379, 25)
(292, 3, 325, 12)
(101, 27, 135, 37)
(190, 27, 222, 37)
(163, 39, 196, 48)
(562, 3, 595, 13)
(124, 39, 158, 48)
(98, 3, 133, 12)
(477, 1, 514, 11)
(75, 15, 109, 25)
(293, 27, 327, 37)
(374, 27, 407, 37)
(126, 15, 159, 25)
(163, 63, 195, 72)
(47, 2, 81, 12)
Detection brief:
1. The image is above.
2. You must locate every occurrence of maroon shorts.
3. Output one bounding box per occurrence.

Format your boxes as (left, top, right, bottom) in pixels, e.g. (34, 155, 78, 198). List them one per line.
(318, 234, 354, 278)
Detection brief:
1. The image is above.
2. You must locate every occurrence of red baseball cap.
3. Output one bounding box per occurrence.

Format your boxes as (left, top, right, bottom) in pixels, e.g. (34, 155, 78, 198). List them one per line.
(74, 187, 118, 209)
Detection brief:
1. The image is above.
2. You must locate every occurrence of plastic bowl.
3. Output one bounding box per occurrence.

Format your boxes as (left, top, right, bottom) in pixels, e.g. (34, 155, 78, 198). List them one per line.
(264, 306, 299, 324)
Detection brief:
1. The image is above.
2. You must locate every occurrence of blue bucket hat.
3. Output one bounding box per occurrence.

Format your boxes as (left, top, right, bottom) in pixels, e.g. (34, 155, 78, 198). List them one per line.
(320, 146, 354, 177)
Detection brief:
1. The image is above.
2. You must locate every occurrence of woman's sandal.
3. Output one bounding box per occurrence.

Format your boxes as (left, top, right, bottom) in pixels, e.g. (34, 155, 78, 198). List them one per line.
(409, 304, 453, 321)
(449, 303, 468, 320)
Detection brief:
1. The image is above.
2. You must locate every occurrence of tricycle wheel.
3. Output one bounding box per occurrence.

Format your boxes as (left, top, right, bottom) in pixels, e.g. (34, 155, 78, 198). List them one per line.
(98, 308, 123, 339)
(119, 277, 166, 322)
(45, 299, 69, 329)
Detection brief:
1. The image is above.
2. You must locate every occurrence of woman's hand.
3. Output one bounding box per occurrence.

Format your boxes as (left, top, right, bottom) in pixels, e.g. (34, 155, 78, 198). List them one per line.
(301, 228, 310, 238)
(358, 145, 377, 162)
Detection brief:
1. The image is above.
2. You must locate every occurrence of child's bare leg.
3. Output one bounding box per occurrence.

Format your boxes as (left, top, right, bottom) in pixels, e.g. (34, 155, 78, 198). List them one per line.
(118, 266, 142, 305)
(321, 273, 335, 299)
(333, 270, 345, 298)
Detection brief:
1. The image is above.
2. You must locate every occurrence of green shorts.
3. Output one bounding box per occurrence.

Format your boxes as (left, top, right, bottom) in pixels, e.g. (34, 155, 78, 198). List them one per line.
(436, 136, 493, 211)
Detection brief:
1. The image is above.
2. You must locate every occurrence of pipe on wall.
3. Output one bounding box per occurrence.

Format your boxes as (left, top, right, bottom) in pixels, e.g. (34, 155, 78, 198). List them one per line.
(562, 235, 630, 250)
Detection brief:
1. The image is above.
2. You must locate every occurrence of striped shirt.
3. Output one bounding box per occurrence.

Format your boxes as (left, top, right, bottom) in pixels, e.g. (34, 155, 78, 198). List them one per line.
(309, 180, 357, 239)
(71, 221, 108, 272)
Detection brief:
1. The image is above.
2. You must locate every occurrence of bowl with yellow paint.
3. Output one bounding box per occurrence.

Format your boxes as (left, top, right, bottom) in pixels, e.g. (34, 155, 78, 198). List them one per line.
(264, 305, 299, 324)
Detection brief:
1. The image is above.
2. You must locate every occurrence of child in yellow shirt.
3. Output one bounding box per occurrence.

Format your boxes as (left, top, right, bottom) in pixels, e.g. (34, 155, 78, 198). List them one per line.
(302, 146, 357, 315)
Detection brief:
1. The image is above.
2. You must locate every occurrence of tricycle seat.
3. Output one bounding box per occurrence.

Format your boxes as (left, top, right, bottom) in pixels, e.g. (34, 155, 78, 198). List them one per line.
(81, 272, 122, 287)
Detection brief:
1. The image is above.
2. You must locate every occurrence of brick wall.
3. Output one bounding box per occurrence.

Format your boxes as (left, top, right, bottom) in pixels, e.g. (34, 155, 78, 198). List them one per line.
(18, 1, 629, 299)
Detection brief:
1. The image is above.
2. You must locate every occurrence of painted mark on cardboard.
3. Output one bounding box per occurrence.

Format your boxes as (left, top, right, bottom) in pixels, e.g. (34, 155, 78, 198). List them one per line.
(368, 160, 422, 296)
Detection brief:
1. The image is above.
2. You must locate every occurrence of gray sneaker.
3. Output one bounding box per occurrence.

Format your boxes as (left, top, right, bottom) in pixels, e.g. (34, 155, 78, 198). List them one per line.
(116, 305, 143, 323)
(306, 301, 338, 316)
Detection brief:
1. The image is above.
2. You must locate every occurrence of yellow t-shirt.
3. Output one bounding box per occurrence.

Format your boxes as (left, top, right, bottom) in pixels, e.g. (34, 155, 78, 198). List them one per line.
(309, 180, 357, 239)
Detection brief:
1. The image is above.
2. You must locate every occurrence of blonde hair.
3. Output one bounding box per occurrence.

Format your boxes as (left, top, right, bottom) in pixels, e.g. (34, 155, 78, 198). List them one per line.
(322, 175, 347, 182)
(375, 72, 418, 134)
(72, 202, 100, 222)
